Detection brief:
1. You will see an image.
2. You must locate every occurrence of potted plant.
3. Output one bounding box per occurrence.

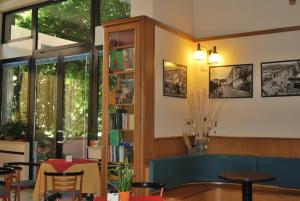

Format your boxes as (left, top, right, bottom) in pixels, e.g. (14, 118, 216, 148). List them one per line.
(0, 121, 29, 141)
(115, 159, 134, 201)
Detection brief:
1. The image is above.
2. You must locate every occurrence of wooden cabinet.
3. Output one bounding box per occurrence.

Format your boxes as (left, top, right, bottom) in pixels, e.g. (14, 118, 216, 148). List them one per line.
(101, 16, 155, 195)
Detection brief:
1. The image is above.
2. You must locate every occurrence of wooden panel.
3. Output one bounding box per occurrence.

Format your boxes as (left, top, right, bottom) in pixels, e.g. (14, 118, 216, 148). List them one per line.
(207, 136, 300, 158)
(162, 183, 300, 201)
(154, 136, 300, 159)
(154, 136, 189, 159)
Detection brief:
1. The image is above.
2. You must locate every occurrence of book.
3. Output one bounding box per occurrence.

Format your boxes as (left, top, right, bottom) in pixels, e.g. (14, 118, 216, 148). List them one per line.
(110, 50, 124, 72)
(109, 112, 117, 130)
(109, 48, 135, 72)
(122, 48, 135, 70)
(109, 130, 119, 146)
(116, 79, 134, 104)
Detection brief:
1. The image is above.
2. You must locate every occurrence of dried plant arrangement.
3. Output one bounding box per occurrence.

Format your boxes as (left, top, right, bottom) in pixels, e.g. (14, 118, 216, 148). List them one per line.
(183, 90, 227, 153)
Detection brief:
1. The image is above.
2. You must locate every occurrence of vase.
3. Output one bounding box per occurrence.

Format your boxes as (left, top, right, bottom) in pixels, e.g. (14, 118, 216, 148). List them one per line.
(191, 138, 208, 155)
(119, 191, 130, 201)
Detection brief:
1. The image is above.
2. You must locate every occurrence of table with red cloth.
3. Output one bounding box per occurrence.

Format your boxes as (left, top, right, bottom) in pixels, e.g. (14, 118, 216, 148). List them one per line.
(94, 196, 163, 201)
(33, 158, 101, 201)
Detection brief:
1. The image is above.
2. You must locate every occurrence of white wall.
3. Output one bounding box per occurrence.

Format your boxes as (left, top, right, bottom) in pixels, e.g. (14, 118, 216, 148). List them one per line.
(153, 0, 193, 36)
(196, 31, 300, 138)
(131, 0, 194, 36)
(154, 27, 195, 137)
(131, 0, 154, 18)
(193, 0, 300, 38)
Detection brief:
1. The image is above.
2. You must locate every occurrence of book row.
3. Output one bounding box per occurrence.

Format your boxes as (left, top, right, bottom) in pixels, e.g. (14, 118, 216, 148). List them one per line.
(109, 109, 134, 130)
(108, 143, 133, 163)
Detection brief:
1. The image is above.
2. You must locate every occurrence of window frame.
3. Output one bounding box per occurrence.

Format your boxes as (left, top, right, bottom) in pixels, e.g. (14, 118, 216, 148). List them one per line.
(1, 0, 100, 51)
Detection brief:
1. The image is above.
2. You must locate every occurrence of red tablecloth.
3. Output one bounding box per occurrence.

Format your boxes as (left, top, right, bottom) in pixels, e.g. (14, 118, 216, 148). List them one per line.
(45, 158, 97, 172)
(94, 196, 163, 201)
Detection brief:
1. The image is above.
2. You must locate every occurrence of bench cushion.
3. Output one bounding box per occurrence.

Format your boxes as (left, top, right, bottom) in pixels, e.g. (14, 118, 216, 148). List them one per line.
(150, 154, 256, 188)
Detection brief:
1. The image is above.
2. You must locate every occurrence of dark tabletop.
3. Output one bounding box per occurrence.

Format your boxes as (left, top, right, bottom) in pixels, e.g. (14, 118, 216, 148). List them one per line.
(219, 171, 275, 183)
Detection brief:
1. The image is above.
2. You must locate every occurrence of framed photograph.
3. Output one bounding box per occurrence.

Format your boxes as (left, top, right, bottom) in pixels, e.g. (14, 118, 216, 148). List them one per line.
(163, 60, 187, 98)
(209, 64, 253, 98)
(261, 59, 300, 97)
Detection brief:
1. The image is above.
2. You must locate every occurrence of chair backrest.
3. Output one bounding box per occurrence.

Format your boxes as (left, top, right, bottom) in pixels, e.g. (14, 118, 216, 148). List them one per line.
(131, 182, 166, 197)
(0, 167, 15, 199)
(44, 171, 84, 201)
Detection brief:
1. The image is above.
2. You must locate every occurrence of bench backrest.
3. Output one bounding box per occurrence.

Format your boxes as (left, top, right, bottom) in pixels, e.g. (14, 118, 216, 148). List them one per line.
(149, 154, 300, 189)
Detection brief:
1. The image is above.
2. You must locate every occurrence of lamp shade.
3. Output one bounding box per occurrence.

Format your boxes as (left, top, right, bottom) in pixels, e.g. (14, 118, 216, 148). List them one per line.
(208, 46, 220, 64)
(193, 43, 206, 60)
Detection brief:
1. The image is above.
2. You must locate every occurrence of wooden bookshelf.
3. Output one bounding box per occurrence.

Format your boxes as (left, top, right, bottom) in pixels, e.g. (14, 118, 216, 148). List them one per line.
(101, 17, 155, 195)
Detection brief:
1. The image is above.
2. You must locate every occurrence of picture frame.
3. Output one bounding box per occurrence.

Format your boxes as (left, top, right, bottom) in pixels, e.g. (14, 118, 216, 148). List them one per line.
(209, 64, 253, 98)
(163, 60, 187, 98)
(261, 59, 300, 97)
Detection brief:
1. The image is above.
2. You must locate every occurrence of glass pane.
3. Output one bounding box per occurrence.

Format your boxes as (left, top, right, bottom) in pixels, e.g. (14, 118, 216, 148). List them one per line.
(35, 57, 58, 161)
(98, 50, 103, 139)
(38, 0, 91, 49)
(1, 60, 29, 124)
(63, 53, 89, 158)
(100, 0, 130, 23)
(4, 9, 32, 42)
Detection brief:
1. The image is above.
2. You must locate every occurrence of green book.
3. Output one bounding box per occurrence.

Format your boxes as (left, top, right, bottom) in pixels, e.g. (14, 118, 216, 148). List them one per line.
(109, 130, 119, 146)
(110, 50, 123, 71)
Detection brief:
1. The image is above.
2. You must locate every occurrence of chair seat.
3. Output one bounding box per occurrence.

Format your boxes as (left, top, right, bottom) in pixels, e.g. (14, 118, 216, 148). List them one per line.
(11, 180, 35, 188)
(46, 190, 81, 197)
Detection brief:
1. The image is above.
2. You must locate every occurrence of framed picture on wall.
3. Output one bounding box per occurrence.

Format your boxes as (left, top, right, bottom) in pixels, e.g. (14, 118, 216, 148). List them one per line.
(163, 60, 187, 98)
(209, 64, 253, 98)
(261, 59, 300, 97)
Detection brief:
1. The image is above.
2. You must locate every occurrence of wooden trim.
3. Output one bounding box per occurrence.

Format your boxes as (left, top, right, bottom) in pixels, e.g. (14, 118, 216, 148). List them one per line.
(102, 16, 194, 42)
(146, 18, 194, 42)
(196, 25, 300, 42)
(104, 16, 300, 43)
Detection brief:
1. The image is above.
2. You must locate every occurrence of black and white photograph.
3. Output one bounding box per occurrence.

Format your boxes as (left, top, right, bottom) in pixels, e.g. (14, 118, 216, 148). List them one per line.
(209, 64, 253, 98)
(261, 60, 300, 97)
(163, 60, 187, 98)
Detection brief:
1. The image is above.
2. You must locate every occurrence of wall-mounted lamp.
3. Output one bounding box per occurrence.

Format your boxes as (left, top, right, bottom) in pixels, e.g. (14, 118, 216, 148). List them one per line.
(193, 43, 220, 65)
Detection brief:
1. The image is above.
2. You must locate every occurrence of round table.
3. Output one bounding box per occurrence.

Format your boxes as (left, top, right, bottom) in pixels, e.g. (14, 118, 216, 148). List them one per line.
(219, 171, 275, 201)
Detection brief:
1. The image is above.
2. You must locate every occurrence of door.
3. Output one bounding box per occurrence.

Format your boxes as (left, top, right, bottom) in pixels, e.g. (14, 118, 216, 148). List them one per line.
(34, 52, 90, 161)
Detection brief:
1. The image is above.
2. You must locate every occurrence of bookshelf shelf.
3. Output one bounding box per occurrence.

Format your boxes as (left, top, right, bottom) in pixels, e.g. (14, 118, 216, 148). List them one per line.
(109, 69, 135, 75)
(109, 103, 134, 107)
(111, 44, 134, 50)
(102, 16, 155, 196)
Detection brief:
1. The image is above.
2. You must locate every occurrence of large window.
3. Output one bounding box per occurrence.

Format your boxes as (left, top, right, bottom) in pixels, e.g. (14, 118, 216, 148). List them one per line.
(38, 0, 92, 49)
(2, 0, 131, 47)
(1, 0, 130, 159)
(3, 9, 32, 43)
(1, 60, 29, 124)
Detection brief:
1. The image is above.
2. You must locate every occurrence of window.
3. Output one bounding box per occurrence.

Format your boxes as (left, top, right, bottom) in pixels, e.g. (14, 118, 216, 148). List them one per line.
(3, 9, 32, 42)
(100, 0, 131, 23)
(1, 60, 29, 124)
(37, 0, 92, 49)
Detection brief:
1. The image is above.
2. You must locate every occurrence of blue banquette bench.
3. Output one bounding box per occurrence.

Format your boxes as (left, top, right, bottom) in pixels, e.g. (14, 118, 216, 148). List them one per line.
(149, 154, 300, 189)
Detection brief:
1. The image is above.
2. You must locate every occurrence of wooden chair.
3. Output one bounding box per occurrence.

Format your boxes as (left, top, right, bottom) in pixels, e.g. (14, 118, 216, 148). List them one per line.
(4, 162, 41, 201)
(0, 167, 16, 201)
(44, 171, 84, 201)
(131, 182, 166, 197)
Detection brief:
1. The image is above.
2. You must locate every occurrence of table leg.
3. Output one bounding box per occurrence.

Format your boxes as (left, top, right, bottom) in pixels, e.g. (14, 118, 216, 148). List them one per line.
(242, 181, 252, 201)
